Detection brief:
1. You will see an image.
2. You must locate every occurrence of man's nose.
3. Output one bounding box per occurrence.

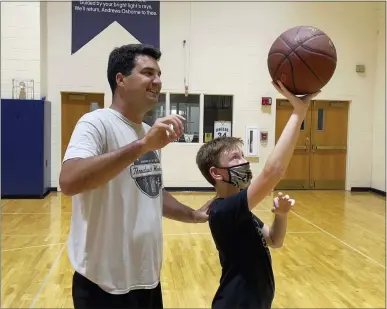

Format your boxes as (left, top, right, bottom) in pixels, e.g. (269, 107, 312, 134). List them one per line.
(153, 75, 162, 85)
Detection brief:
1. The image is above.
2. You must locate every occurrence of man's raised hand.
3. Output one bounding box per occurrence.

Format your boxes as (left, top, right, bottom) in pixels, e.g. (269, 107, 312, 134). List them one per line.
(143, 114, 186, 151)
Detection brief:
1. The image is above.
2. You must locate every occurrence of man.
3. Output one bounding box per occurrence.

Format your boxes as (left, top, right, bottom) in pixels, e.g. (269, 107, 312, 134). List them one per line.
(195, 81, 320, 309)
(59, 44, 209, 309)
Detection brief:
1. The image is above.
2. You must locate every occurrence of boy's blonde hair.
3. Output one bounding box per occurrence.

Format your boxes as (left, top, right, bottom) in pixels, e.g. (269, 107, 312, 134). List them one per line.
(196, 136, 244, 186)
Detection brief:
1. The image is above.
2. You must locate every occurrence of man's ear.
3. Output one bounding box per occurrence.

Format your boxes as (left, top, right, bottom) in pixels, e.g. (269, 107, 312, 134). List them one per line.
(210, 166, 223, 182)
(115, 72, 126, 88)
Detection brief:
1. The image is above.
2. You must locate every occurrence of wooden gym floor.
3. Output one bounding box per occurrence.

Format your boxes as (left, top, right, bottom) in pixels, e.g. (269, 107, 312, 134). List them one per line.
(1, 190, 385, 308)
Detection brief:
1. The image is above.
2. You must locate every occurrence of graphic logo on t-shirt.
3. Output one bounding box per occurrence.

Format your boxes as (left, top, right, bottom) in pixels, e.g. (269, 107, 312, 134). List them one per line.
(130, 151, 162, 198)
(253, 217, 272, 262)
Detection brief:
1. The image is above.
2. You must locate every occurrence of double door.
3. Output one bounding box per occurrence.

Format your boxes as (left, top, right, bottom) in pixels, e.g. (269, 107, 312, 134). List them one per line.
(275, 100, 349, 190)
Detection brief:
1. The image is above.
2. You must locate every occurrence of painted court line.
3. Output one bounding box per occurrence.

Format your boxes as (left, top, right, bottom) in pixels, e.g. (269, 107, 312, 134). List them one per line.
(1, 212, 71, 215)
(165, 232, 210, 236)
(29, 242, 67, 309)
(290, 210, 385, 269)
(164, 231, 319, 236)
(287, 231, 319, 234)
(3, 230, 319, 239)
(2, 234, 63, 237)
(2, 242, 65, 252)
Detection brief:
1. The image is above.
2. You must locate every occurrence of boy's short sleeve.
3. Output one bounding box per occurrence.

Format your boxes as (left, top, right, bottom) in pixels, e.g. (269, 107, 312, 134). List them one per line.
(210, 189, 251, 227)
(252, 214, 265, 229)
(63, 115, 105, 163)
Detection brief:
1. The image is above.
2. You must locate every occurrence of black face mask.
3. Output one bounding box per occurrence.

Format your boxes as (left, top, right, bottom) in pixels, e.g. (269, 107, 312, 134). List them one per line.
(217, 162, 253, 189)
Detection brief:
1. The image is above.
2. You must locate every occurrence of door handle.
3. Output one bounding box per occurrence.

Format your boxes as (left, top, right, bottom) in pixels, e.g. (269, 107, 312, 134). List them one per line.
(296, 137, 310, 152)
(313, 145, 347, 150)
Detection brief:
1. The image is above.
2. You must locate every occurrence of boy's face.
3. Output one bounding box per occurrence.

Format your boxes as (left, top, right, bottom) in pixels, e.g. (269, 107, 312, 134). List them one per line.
(219, 145, 247, 168)
(210, 145, 249, 186)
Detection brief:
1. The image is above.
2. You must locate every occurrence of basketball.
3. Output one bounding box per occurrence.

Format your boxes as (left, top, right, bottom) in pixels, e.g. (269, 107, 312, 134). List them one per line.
(267, 26, 337, 95)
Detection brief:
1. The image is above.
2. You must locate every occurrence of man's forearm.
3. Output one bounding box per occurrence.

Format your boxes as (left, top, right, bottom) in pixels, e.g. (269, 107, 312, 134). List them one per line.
(162, 190, 196, 223)
(269, 214, 288, 247)
(60, 139, 149, 196)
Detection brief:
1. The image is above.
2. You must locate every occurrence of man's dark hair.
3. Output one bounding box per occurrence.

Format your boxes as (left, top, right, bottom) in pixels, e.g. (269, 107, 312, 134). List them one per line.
(107, 44, 162, 94)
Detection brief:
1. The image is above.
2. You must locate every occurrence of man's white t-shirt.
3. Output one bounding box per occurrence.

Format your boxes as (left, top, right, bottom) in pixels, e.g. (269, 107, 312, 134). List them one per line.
(63, 108, 163, 295)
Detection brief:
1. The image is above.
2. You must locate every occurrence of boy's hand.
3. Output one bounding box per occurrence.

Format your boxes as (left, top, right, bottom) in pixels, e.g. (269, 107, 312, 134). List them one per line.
(272, 80, 320, 116)
(271, 192, 295, 216)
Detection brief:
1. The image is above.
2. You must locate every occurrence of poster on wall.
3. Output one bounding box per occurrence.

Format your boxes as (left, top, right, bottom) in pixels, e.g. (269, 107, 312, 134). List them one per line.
(71, 0, 160, 54)
(204, 133, 213, 143)
(214, 121, 232, 138)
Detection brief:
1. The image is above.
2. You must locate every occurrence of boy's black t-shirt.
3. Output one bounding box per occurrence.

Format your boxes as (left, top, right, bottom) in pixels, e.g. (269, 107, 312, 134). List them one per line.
(208, 189, 275, 309)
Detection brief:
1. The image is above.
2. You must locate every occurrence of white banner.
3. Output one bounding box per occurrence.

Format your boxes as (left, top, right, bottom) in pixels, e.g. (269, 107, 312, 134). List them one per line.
(214, 121, 232, 138)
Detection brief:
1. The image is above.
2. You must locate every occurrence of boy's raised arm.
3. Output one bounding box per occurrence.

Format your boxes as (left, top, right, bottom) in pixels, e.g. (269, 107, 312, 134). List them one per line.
(247, 81, 320, 210)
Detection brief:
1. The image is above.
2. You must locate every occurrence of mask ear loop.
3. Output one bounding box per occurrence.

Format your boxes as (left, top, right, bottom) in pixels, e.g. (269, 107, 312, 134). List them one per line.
(214, 165, 234, 186)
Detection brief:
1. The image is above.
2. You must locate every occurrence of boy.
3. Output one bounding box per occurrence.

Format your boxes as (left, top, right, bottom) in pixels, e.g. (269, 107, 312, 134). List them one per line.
(196, 81, 320, 309)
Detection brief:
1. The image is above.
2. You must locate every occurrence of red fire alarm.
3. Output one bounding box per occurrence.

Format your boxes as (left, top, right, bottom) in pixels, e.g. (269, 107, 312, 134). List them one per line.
(261, 97, 272, 106)
(260, 131, 268, 143)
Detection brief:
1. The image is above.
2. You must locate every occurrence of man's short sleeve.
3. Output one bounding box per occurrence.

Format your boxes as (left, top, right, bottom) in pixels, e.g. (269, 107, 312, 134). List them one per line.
(63, 115, 105, 163)
(210, 189, 251, 227)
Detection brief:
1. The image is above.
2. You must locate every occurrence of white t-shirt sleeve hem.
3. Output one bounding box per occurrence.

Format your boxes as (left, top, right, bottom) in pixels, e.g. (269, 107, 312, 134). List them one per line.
(63, 118, 105, 163)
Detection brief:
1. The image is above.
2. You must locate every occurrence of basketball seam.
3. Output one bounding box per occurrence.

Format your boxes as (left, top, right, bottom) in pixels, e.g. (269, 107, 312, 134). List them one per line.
(295, 26, 302, 44)
(273, 53, 297, 92)
(298, 44, 337, 62)
(280, 35, 324, 85)
(287, 54, 297, 93)
(268, 33, 327, 56)
(269, 33, 327, 80)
